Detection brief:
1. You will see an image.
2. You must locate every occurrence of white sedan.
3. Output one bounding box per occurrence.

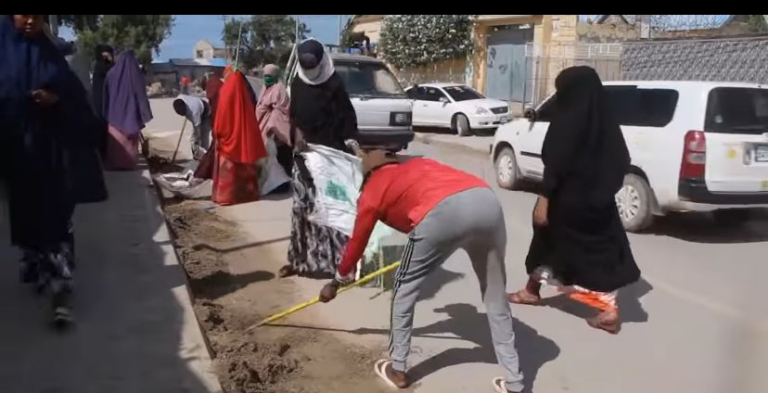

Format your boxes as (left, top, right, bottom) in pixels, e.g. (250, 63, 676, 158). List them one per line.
(405, 83, 512, 136)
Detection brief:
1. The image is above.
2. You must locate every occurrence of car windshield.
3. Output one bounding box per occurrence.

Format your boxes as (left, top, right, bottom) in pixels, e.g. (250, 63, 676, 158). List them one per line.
(443, 86, 484, 102)
(335, 61, 406, 98)
(705, 87, 768, 135)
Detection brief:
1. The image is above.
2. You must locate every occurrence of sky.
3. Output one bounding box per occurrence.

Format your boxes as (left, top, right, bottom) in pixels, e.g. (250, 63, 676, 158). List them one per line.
(59, 15, 351, 61)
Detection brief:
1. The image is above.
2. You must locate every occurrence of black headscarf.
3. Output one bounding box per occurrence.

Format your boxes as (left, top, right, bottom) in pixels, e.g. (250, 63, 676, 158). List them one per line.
(289, 39, 357, 152)
(541, 66, 630, 205)
(91, 43, 114, 118)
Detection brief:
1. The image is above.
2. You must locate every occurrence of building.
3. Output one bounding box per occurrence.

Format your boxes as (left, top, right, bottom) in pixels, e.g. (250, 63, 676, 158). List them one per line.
(146, 58, 227, 92)
(194, 40, 229, 61)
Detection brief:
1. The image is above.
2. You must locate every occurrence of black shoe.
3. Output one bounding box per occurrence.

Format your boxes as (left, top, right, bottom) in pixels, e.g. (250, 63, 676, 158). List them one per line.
(51, 287, 74, 328)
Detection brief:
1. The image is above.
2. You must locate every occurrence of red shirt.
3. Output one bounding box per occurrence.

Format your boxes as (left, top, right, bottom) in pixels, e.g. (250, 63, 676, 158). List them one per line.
(337, 158, 488, 276)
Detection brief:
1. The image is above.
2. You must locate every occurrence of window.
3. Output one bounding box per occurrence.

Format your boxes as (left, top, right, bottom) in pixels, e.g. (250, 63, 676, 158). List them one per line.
(422, 87, 447, 102)
(406, 88, 419, 99)
(335, 62, 406, 98)
(705, 87, 768, 135)
(605, 86, 679, 127)
(443, 86, 484, 102)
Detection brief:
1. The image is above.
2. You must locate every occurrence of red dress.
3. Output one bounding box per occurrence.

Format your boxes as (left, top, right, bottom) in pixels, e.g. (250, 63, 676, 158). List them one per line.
(211, 71, 267, 206)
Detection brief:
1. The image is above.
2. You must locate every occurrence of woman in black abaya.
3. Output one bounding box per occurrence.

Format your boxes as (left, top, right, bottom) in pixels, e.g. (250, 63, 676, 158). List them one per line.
(507, 66, 640, 334)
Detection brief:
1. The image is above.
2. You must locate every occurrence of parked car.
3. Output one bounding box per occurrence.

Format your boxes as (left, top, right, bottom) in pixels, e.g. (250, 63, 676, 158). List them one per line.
(329, 53, 414, 150)
(405, 83, 512, 136)
(491, 81, 768, 232)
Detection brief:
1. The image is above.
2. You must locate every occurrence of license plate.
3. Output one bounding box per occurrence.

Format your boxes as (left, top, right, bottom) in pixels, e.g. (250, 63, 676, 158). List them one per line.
(756, 145, 768, 162)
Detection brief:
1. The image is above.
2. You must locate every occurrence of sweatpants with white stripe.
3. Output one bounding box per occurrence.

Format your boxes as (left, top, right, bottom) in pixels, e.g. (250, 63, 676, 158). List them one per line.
(389, 187, 524, 392)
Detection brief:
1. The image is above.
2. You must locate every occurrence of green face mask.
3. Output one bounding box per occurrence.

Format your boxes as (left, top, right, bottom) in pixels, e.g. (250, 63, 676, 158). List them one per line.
(264, 75, 277, 86)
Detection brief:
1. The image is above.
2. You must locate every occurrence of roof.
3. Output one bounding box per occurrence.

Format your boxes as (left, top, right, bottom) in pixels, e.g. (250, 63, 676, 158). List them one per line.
(602, 80, 765, 89)
(168, 58, 226, 67)
(329, 53, 384, 64)
(412, 82, 471, 88)
(594, 15, 630, 25)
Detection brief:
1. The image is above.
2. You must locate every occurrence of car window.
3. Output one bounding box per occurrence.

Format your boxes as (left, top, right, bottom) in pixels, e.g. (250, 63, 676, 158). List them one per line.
(444, 86, 484, 102)
(334, 61, 406, 98)
(605, 86, 679, 128)
(406, 88, 419, 100)
(705, 87, 768, 135)
(422, 87, 447, 102)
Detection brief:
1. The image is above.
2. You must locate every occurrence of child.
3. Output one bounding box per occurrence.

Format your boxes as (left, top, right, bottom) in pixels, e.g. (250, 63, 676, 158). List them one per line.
(319, 149, 524, 393)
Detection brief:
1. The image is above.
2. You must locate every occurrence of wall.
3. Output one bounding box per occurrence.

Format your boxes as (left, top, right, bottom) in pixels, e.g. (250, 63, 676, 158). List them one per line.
(471, 15, 545, 94)
(390, 58, 468, 87)
(351, 18, 383, 44)
(576, 22, 640, 43)
(622, 35, 768, 83)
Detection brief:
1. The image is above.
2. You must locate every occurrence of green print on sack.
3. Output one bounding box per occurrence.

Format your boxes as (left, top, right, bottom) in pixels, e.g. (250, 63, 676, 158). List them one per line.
(325, 181, 352, 204)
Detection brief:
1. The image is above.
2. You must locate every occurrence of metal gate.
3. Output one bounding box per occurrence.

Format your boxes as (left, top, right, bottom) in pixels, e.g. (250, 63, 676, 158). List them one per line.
(486, 25, 534, 103)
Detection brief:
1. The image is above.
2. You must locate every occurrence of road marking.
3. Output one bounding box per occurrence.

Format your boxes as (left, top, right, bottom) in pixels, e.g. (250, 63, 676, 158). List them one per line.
(643, 272, 768, 332)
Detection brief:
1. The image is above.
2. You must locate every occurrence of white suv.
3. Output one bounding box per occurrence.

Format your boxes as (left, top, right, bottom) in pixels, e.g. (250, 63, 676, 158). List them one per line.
(492, 81, 768, 232)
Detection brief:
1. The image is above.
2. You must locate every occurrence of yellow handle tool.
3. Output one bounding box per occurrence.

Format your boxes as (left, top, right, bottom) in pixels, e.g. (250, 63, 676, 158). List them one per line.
(248, 261, 401, 330)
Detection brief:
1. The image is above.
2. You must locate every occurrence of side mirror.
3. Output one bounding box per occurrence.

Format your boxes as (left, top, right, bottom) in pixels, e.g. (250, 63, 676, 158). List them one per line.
(523, 108, 536, 122)
(439, 97, 449, 104)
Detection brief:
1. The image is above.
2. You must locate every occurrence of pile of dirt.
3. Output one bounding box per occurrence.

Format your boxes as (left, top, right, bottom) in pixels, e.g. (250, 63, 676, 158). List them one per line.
(161, 199, 394, 393)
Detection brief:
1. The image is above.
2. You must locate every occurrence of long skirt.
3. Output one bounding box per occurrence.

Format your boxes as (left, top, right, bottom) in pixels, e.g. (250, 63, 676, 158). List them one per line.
(212, 153, 260, 206)
(104, 125, 140, 171)
(286, 155, 350, 279)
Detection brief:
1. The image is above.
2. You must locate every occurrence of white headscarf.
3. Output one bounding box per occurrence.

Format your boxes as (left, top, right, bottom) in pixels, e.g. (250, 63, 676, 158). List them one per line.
(297, 38, 335, 86)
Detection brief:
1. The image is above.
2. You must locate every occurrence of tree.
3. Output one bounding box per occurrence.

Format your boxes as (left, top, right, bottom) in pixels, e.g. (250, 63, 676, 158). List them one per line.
(58, 15, 174, 65)
(378, 15, 473, 69)
(746, 15, 768, 33)
(223, 15, 310, 71)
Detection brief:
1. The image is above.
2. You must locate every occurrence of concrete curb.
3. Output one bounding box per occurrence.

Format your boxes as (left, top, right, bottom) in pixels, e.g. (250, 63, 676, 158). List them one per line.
(414, 133, 491, 156)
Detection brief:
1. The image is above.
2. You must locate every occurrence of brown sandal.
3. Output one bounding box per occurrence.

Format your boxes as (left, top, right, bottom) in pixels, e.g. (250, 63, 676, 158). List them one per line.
(507, 289, 541, 305)
(587, 310, 621, 334)
(278, 265, 297, 278)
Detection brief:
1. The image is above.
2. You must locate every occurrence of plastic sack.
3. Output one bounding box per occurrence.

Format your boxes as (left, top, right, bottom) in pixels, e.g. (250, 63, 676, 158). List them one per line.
(259, 137, 291, 196)
(302, 144, 363, 236)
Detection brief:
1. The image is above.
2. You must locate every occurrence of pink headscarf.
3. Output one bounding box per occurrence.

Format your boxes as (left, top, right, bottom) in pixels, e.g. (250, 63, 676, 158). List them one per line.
(256, 64, 291, 146)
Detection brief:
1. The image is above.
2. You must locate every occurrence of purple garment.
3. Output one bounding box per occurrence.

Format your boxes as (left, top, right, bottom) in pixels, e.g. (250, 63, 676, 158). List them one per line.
(103, 50, 153, 137)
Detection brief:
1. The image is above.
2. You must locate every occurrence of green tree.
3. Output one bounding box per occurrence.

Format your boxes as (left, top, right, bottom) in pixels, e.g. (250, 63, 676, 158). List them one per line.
(58, 15, 174, 65)
(379, 15, 472, 69)
(746, 15, 768, 33)
(223, 15, 310, 71)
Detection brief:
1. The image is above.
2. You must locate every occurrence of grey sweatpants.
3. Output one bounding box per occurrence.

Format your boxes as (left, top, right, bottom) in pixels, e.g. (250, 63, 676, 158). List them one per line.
(389, 187, 524, 392)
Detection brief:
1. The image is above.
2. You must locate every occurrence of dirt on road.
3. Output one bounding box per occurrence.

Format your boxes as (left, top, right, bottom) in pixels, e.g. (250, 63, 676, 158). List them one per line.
(150, 157, 394, 393)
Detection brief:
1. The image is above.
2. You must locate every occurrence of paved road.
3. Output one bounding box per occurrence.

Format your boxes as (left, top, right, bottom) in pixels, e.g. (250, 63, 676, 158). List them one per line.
(0, 168, 221, 392)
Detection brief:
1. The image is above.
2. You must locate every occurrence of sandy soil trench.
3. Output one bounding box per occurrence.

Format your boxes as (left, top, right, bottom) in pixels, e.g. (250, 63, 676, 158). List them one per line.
(146, 156, 396, 393)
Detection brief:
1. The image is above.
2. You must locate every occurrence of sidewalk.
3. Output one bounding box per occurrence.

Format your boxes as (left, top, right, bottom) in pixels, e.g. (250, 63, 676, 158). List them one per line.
(414, 131, 493, 155)
(0, 166, 221, 393)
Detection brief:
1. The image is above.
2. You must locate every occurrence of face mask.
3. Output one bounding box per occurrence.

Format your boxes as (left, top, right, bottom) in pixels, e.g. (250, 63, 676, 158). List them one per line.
(263, 75, 277, 86)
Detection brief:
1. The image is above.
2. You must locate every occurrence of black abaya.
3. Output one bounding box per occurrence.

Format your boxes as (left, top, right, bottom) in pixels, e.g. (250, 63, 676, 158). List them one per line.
(524, 66, 640, 293)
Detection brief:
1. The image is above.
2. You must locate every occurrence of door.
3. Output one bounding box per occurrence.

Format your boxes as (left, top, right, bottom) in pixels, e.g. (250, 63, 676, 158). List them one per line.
(703, 87, 768, 193)
(414, 87, 452, 126)
(486, 25, 533, 103)
(517, 96, 555, 178)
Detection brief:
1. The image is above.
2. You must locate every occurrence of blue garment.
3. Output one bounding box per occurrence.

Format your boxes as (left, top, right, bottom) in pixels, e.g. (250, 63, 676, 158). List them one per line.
(103, 50, 153, 137)
(0, 15, 107, 250)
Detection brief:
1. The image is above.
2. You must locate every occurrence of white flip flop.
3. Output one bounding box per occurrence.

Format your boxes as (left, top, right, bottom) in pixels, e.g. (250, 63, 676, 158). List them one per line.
(373, 359, 400, 389)
(492, 377, 509, 393)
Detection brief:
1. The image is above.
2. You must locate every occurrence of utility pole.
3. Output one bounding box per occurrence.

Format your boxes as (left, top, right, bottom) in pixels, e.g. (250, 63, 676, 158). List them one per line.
(295, 15, 300, 43)
(338, 15, 344, 47)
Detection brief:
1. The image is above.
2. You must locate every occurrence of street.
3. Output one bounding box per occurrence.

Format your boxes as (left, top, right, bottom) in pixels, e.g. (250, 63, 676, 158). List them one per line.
(165, 115, 768, 393)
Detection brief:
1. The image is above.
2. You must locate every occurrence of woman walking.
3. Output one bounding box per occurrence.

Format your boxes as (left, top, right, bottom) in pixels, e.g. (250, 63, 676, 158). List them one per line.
(279, 38, 359, 279)
(507, 66, 641, 334)
(102, 50, 153, 170)
(0, 15, 108, 325)
(256, 64, 292, 175)
(210, 68, 267, 205)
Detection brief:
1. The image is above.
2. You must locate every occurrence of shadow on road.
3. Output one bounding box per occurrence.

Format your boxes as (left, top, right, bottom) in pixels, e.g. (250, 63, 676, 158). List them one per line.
(190, 270, 276, 300)
(541, 278, 653, 325)
(414, 126, 497, 138)
(351, 303, 559, 393)
(649, 211, 768, 244)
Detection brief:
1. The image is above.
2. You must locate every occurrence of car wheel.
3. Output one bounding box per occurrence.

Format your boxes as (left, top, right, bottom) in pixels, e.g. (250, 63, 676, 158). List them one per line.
(616, 174, 654, 233)
(453, 114, 472, 137)
(495, 147, 521, 190)
(712, 209, 751, 227)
